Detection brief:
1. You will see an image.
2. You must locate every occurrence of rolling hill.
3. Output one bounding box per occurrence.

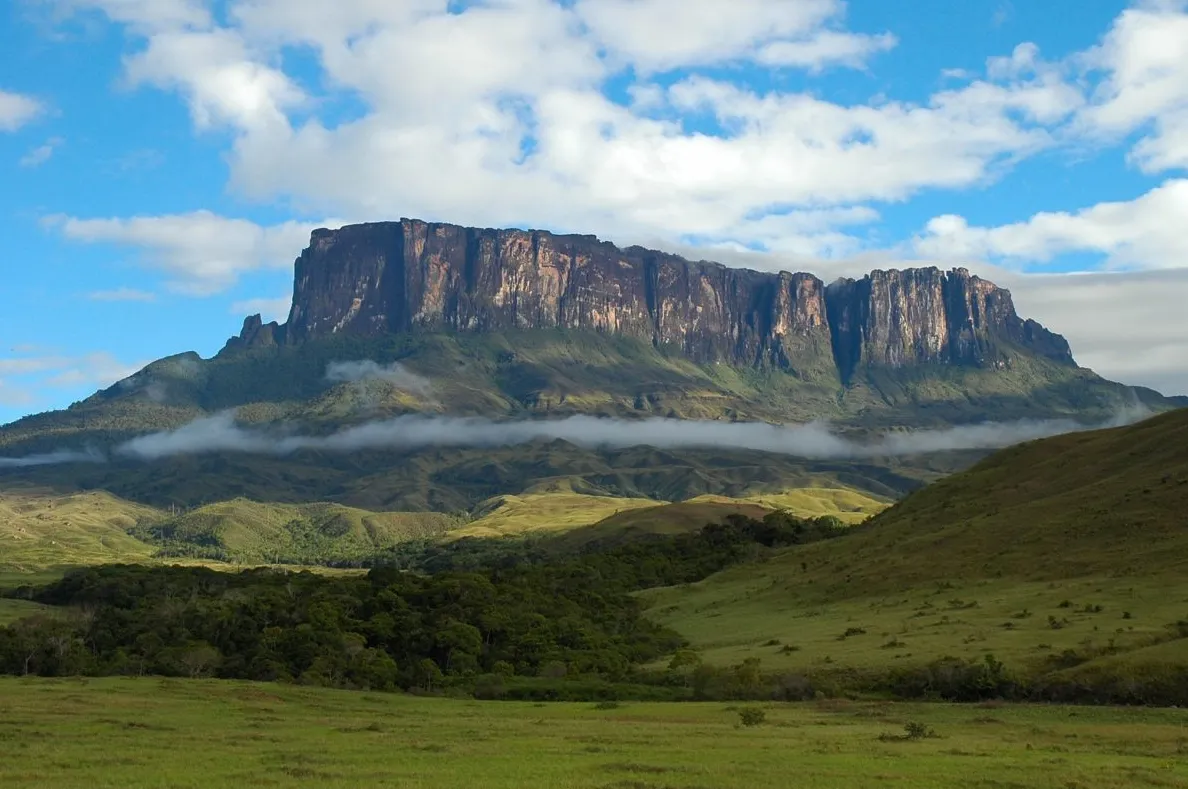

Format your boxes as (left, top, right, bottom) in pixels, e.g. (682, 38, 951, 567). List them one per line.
(0, 488, 159, 571)
(645, 408, 1188, 678)
(138, 499, 462, 564)
(448, 480, 889, 542)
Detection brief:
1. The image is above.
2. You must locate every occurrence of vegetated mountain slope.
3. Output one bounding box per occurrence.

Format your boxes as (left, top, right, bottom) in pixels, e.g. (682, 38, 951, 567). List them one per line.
(645, 408, 1188, 673)
(2, 328, 1161, 458)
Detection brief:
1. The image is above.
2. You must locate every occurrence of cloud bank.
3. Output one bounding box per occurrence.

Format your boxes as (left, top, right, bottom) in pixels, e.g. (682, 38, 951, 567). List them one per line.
(0, 408, 1143, 469)
(0, 448, 104, 468)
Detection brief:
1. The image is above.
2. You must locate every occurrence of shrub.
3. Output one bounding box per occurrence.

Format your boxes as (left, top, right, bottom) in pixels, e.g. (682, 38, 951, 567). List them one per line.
(737, 707, 766, 726)
(903, 721, 937, 740)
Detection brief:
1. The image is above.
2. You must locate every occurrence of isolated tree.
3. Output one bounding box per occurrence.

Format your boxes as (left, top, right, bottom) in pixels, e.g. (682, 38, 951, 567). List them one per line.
(177, 642, 221, 679)
(667, 648, 702, 686)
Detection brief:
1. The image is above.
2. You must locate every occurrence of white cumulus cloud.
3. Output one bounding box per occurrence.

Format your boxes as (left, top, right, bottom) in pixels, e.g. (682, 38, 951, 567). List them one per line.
(46, 211, 328, 295)
(914, 179, 1188, 271)
(0, 90, 43, 132)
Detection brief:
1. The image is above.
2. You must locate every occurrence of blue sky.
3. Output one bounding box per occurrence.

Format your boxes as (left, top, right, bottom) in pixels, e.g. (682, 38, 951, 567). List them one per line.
(2, 0, 1187, 423)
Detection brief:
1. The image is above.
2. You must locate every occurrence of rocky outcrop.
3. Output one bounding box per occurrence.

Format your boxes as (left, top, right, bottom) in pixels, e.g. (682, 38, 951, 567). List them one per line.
(224, 219, 1074, 383)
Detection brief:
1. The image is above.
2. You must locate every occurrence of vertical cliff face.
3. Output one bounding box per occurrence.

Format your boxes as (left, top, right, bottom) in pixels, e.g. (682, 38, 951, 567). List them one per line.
(226, 219, 1074, 383)
(824, 267, 1072, 381)
(277, 220, 835, 375)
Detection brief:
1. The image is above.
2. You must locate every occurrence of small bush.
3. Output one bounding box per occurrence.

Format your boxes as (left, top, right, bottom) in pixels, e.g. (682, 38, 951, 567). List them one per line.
(879, 721, 939, 742)
(1058, 600, 1073, 609)
(904, 721, 938, 740)
(593, 700, 622, 710)
(778, 644, 801, 654)
(838, 627, 867, 640)
(737, 707, 766, 727)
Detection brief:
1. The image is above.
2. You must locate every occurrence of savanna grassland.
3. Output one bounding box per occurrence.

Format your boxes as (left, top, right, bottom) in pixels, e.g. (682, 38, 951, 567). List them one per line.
(3, 677, 1188, 789)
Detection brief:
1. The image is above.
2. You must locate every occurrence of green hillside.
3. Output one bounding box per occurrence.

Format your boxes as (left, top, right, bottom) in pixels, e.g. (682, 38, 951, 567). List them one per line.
(0, 488, 159, 570)
(448, 491, 659, 539)
(450, 482, 888, 542)
(645, 409, 1188, 680)
(0, 487, 461, 570)
(137, 499, 461, 564)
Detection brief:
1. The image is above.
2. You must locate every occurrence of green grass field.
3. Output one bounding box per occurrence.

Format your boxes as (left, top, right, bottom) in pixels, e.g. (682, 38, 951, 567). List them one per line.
(1, 677, 1187, 789)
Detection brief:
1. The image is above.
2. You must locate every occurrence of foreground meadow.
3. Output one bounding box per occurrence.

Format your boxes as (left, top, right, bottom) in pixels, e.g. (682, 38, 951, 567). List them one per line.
(2, 677, 1187, 789)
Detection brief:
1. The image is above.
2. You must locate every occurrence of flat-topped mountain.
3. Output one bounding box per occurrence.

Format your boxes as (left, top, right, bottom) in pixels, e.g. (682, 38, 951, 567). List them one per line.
(225, 219, 1073, 383)
(0, 219, 1181, 511)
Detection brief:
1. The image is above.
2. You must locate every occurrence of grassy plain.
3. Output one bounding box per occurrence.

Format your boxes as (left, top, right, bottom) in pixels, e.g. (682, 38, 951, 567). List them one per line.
(2, 677, 1187, 789)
